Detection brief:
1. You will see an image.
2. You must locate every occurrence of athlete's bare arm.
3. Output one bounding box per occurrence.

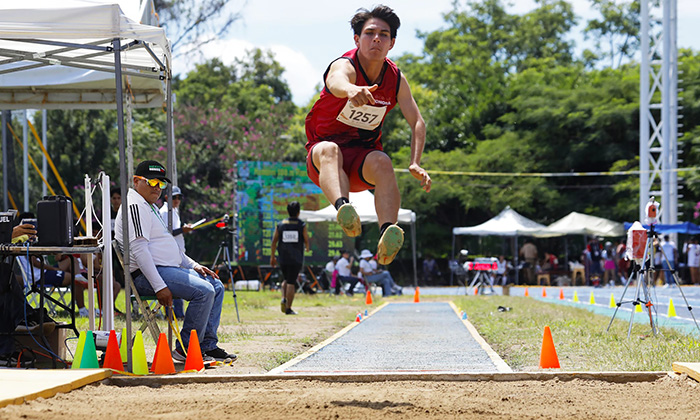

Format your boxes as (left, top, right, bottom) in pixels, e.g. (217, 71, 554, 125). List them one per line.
(325, 59, 378, 107)
(397, 74, 431, 192)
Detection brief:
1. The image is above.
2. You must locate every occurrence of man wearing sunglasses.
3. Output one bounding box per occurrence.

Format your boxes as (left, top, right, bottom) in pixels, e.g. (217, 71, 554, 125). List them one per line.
(115, 160, 236, 363)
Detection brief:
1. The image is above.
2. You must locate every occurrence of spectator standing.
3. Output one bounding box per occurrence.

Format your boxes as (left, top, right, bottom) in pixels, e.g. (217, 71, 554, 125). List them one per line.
(422, 255, 440, 285)
(602, 241, 617, 286)
(684, 237, 700, 285)
(519, 239, 538, 284)
(660, 235, 678, 287)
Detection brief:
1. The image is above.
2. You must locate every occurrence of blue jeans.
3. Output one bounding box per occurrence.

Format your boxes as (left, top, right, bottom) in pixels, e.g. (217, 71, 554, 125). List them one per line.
(662, 261, 676, 285)
(365, 272, 394, 296)
(134, 266, 224, 353)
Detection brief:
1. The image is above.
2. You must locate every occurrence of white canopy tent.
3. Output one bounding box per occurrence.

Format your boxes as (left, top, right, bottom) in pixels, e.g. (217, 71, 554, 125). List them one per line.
(299, 190, 419, 286)
(451, 206, 554, 285)
(0, 0, 172, 370)
(545, 212, 625, 237)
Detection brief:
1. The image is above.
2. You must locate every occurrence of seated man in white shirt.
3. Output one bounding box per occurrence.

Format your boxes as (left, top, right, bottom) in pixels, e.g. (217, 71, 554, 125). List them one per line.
(359, 249, 400, 297)
(335, 250, 361, 296)
(116, 160, 236, 363)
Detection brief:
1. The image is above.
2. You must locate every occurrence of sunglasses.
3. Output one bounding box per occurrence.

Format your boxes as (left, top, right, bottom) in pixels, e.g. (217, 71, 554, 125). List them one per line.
(136, 175, 168, 190)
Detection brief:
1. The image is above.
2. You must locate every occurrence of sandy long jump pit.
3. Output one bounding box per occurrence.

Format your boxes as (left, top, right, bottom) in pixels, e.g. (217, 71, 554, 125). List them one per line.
(1, 302, 699, 419)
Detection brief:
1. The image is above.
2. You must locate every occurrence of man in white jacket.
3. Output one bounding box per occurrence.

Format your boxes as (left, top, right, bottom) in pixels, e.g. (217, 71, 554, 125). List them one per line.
(116, 160, 236, 363)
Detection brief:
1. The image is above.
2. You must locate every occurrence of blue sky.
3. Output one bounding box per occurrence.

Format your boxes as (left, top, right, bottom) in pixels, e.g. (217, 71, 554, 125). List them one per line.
(168, 0, 700, 106)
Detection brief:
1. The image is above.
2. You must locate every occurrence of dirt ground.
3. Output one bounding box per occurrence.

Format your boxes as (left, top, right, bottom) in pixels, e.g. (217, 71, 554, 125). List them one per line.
(2, 300, 700, 419)
(1, 376, 699, 419)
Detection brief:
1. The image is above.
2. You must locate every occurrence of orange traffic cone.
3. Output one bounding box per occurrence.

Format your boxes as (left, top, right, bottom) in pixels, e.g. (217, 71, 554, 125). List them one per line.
(473, 286, 478, 296)
(413, 287, 420, 303)
(366, 290, 373, 305)
(524, 288, 530, 297)
(151, 333, 175, 375)
(102, 330, 124, 372)
(542, 288, 547, 298)
(559, 289, 564, 300)
(539, 326, 560, 369)
(184, 330, 204, 372)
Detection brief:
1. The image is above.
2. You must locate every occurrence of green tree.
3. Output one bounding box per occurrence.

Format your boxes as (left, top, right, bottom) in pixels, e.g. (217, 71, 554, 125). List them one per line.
(584, 0, 640, 68)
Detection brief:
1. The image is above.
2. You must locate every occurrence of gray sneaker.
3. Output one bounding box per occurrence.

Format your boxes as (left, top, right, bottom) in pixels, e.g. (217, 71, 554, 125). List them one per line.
(172, 348, 187, 362)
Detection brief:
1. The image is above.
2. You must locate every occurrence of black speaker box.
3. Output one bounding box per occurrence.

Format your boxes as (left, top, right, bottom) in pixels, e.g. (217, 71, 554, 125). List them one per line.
(37, 196, 73, 246)
(0, 210, 16, 244)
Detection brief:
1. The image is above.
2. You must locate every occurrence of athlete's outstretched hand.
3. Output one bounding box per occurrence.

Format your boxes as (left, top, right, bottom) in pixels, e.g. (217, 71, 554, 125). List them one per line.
(347, 84, 378, 107)
(409, 164, 431, 192)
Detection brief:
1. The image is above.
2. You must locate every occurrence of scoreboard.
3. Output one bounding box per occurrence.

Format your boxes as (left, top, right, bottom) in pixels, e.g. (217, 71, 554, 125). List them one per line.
(236, 161, 354, 265)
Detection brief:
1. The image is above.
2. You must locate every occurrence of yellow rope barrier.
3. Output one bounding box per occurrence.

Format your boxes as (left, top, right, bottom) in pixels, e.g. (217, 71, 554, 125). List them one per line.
(6, 122, 57, 196)
(395, 167, 700, 178)
(26, 120, 85, 233)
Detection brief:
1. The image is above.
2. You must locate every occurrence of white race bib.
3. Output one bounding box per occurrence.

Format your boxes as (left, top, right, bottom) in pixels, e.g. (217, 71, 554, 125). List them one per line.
(336, 102, 387, 131)
(282, 231, 299, 243)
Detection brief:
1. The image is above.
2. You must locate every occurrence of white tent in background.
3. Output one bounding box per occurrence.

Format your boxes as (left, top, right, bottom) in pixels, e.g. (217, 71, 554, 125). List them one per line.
(451, 206, 553, 285)
(299, 190, 419, 286)
(545, 212, 625, 237)
(452, 206, 551, 237)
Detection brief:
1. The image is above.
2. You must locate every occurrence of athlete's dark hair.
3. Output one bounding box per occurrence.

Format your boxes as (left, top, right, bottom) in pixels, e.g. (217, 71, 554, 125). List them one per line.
(287, 201, 301, 217)
(351, 5, 400, 39)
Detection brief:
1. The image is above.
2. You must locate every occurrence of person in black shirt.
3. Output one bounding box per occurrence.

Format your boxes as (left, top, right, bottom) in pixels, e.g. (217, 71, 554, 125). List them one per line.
(270, 202, 309, 315)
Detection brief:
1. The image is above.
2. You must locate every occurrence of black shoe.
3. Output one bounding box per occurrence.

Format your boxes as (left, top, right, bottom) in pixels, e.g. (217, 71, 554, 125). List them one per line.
(285, 308, 297, 315)
(204, 347, 238, 362)
(280, 298, 287, 313)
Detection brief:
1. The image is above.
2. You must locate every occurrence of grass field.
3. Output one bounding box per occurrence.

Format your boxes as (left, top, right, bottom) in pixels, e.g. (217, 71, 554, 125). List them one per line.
(47, 290, 700, 371)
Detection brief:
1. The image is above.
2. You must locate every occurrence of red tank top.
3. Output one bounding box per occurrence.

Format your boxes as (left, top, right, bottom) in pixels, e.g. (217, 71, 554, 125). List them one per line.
(305, 48, 401, 150)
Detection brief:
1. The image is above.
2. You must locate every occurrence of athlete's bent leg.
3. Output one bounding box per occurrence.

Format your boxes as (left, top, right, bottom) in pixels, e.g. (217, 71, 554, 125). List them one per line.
(362, 151, 399, 226)
(362, 151, 404, 264)
(312, 142, 350, 205)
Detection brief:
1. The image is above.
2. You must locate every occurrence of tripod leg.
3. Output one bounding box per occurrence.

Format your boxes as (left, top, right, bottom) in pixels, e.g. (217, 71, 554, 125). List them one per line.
(606, 266, 636, 332)
(210, 246, 223, 271)
(222, 246, 240, 322)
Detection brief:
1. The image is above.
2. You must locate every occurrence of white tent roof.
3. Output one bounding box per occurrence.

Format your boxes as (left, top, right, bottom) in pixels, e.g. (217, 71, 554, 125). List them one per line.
(299, 190, 416, 224)
(0, 1, 170, 109)
(452, 206, 552, 237)
(546, 211, 625, 237)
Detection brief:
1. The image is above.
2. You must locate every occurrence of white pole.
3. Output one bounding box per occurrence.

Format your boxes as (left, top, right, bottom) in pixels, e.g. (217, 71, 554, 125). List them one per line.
(22, 110, 28, 212)
(42, 110, 47, 197)
(85, 175, 95, 330)
(102, 173, 114, 331)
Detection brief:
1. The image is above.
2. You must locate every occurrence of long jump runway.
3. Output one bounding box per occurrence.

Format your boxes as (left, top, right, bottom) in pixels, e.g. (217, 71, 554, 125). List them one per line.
(270, 302, 511, 374)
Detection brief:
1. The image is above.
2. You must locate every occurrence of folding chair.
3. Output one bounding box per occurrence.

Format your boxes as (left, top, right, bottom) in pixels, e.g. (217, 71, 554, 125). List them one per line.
(112, 240, 171, 345)
(17, 256, 70, 316)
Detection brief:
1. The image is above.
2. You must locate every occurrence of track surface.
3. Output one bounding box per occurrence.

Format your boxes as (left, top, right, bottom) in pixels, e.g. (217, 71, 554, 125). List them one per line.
(280, 302, 500, 373)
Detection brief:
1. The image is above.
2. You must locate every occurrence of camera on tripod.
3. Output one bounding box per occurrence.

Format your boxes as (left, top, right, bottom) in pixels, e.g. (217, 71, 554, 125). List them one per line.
(215, 214, 234, 231)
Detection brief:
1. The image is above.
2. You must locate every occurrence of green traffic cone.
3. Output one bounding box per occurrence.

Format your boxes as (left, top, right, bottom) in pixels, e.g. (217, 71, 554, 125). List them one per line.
(79, 331, 100, 368)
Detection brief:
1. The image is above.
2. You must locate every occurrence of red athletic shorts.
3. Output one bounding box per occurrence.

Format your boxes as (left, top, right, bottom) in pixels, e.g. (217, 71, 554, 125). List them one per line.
(306, 142, 381, 192)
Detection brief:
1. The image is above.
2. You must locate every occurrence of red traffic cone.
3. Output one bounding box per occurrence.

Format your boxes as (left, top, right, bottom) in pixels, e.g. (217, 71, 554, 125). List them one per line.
(355, 313, 361, 322)
(151, 333, 175, 375)
(102, 330, 124, 372)
(184, 330, 204, 372)
(539, 326, 560, 369)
